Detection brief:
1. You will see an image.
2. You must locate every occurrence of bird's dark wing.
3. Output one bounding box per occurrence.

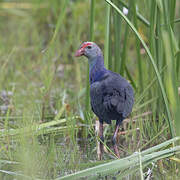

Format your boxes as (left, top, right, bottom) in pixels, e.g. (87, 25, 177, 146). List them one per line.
(102, 73, 134, 118)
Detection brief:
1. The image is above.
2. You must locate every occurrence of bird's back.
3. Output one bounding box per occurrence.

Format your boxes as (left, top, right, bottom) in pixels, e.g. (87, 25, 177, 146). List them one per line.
(90, 70, 134, 124)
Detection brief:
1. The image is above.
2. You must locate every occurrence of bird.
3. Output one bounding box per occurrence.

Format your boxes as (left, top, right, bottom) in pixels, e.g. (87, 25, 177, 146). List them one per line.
(75, 42, 134, 159)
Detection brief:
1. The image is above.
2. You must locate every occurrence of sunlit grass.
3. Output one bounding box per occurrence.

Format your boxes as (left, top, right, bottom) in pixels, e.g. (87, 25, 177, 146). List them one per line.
(0, 0, 180, 179)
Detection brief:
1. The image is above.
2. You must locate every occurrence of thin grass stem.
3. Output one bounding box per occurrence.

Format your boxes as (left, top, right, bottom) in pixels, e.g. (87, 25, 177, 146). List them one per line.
(104, 3, 111, 69)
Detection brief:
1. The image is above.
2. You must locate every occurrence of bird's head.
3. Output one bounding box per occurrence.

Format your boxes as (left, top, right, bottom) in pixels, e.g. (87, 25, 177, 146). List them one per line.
(75, 42, 102, 59)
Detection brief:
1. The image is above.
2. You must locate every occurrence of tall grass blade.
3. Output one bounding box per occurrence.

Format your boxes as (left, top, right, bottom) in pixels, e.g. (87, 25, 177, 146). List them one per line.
(125, 65, 137, 90)
(132, 0, 143, 92)
(169, 0, 176, 29)
(113, 0, 122, 73)
(139, 150, 144, 180)
(85, 0, 95, 114)
(90, 0, 95, 41)
(120, 1, 131, 75)
(104, 3, 111, 69)
(161, 0, 180, 137)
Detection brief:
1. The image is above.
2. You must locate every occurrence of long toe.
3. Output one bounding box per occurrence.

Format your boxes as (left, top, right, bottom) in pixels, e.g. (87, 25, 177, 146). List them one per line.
(113, 144, 120, 158)
(97, 141, 104, 160)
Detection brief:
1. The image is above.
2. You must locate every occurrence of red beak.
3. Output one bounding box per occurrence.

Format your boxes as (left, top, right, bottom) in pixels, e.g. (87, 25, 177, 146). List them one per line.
(75, 48, 84, 57)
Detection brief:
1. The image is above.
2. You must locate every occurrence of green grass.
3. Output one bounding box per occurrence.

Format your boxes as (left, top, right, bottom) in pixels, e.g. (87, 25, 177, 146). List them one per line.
(0, 0, 180, 179)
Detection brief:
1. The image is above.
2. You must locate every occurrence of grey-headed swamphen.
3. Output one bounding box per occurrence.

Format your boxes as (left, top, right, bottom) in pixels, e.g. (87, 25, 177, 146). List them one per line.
(75, 42, 134, 159)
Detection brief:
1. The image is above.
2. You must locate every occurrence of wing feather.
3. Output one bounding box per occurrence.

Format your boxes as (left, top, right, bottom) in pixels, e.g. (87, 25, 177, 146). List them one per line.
(102, 75, 134, 118)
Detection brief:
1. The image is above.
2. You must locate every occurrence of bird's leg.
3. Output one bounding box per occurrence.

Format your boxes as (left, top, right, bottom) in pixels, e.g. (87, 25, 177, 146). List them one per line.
(98, 121, 104, 160)
(112, 120, 120, 158)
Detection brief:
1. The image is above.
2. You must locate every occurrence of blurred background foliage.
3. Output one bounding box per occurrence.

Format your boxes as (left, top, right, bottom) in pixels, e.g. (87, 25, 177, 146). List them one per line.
(0, 0, 180, 179)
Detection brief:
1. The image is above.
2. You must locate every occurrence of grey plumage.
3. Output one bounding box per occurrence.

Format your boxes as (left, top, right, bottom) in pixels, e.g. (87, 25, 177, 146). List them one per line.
(90, 70, 134, 124)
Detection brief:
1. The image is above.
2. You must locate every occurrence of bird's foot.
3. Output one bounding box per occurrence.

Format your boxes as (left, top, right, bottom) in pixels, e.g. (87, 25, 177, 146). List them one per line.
(97, 141, 104, 160)
(98, 152, 103, 161)
(113, 144, 120, 158)
(112, 136, 120, 158)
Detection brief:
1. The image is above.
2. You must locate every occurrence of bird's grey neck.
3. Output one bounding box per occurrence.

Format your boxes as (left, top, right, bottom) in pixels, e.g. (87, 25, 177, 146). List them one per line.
(88, 55, 104, 72)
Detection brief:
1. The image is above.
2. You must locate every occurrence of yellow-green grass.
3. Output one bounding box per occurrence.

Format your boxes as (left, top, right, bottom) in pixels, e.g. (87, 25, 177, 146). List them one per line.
(0, 0, 180, 179)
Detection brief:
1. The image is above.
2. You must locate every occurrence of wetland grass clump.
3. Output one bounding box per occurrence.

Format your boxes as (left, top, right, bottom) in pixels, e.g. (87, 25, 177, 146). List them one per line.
(0, 0, 180, 179)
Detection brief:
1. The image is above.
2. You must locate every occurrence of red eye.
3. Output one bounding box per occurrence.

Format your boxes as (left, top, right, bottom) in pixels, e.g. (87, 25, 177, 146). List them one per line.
(87, 46, 92, 49)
